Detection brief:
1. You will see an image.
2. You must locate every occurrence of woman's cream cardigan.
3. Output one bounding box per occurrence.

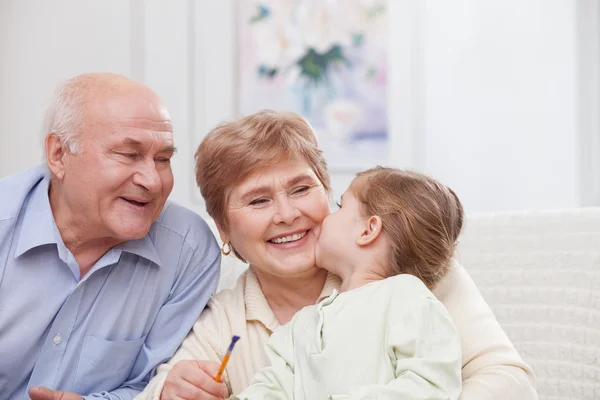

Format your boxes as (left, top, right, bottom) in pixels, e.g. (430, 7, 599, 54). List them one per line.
(136, 261, 538, 400)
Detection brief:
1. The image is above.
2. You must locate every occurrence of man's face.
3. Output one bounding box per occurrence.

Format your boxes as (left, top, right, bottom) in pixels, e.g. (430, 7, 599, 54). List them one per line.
(58, 89, 175, 241)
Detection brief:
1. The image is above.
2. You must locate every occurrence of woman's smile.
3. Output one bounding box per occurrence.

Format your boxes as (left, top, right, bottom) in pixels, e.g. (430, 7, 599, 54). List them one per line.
(267, 229, 310, 248)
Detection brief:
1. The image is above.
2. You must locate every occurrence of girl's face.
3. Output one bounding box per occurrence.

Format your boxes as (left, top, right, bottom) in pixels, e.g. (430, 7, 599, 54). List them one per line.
(222, 158, 330, 279)
(315, 182, 366, 275)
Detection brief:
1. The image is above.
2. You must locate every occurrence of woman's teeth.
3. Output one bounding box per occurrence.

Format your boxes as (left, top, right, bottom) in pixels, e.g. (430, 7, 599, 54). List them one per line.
(270, 231, 307, 244)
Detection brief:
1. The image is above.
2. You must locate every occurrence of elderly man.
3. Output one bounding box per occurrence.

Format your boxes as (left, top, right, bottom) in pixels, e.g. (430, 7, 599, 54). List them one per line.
(0, 73, 222, 399)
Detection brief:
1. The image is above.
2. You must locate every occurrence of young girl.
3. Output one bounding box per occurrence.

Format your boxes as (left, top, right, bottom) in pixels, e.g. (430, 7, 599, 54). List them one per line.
(233, 167, 464, 400)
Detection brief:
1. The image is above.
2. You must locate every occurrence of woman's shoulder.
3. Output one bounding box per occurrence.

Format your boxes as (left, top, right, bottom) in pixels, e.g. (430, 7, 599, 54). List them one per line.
(432, 259, 492, 315)
(206, 269, 251, 314)
(188, 270, 251, 352)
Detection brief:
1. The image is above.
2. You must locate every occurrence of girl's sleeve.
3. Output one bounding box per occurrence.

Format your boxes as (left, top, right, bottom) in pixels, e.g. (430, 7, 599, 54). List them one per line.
(232, 319, 296, 400)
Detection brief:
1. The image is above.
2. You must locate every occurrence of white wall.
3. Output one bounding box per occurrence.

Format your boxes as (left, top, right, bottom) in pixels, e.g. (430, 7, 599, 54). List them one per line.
(0, 0, 133, 177)
(1, 0, 598, 214)
(420, 0, 581, 212)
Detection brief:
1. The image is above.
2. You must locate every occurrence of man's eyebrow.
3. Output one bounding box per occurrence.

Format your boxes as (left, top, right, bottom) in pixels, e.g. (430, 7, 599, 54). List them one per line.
(122, 137, 142, 146)
(160, 145, 177, 154)
(120, 138, 177, 154)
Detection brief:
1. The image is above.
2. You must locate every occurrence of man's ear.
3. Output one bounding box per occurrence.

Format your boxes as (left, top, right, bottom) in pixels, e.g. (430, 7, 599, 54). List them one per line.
(45, 133, 68, 179)
(356, 215, 383, 246)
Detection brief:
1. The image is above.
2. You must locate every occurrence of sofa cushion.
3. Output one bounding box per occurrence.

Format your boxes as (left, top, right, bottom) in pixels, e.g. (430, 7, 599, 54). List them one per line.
(456, 208, 600, 400)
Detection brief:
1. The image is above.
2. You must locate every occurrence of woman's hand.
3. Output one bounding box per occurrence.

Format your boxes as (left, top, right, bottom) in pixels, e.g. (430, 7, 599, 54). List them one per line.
(160, 360, 229, 400)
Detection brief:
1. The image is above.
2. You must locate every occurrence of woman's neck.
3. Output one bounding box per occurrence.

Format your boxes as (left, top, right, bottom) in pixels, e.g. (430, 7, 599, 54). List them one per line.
(253, 267, 328, 325)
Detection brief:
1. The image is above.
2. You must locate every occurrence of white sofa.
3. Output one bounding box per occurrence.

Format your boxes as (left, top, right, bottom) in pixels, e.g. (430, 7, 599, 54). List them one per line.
(217, 208, 600, 400)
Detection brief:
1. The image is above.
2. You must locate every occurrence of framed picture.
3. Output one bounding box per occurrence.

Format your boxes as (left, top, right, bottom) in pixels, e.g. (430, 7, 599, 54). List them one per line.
(237, 1, 390, 171)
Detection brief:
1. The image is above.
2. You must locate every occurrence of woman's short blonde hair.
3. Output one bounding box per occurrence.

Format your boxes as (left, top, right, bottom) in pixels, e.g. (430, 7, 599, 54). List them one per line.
(195, 109, 331, 232)
(353, 167, 464, 289)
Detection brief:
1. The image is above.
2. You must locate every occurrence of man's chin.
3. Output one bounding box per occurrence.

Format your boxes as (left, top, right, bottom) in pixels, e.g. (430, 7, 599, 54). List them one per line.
(109, 224, 152, 241)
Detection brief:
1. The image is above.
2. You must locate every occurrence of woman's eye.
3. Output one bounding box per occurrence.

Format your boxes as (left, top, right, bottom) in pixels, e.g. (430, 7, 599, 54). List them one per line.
(249, 198, 268, 206)
(292, 186, 310, 195)
(122, 153, 138, 159)
(156, 157, 171, 164)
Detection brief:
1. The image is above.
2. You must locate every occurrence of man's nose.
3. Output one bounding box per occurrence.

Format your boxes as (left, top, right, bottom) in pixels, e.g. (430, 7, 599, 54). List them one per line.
(133, 159, 161, 193)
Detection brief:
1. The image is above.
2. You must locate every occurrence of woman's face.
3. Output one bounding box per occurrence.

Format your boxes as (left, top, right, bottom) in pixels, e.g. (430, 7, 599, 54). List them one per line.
(223, 158, 330, 278)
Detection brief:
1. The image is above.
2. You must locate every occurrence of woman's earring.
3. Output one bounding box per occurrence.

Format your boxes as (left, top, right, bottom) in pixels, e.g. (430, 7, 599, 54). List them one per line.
(221, 242, 232, 256)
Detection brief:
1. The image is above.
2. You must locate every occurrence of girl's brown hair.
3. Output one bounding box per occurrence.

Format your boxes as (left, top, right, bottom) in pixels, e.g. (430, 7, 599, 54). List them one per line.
(353, 167, 463, 289)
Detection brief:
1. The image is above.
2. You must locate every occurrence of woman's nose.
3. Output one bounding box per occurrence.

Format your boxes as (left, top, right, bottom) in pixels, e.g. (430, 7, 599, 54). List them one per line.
(273, 197, 301, 225)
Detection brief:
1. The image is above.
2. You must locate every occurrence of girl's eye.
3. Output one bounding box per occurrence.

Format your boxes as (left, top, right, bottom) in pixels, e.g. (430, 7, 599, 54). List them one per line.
(336, 201, 342, 209)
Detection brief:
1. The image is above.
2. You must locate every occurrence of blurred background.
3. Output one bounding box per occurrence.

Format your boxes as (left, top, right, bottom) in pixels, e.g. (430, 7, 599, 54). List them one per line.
(1, 0, 599, 219)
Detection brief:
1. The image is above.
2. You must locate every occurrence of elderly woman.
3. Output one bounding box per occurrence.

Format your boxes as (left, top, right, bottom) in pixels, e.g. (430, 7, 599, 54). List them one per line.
(137, 110, 537, 400)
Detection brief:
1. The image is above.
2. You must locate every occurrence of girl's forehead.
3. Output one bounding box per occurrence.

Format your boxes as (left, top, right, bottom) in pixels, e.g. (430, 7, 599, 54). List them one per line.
(348, 177, 367, 194)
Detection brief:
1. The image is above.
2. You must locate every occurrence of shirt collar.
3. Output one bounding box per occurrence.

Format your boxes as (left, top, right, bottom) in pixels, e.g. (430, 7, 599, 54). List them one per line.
(318, 272, 342, 302)
(118, 235, 162, 267)
(14, 176, 59, 258)
(244, 267, 342, 332)
(14, 176, 162, 267)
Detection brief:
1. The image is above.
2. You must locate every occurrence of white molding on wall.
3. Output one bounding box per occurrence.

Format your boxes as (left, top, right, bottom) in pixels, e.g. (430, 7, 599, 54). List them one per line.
(187, 0, 200, 208)
(129, 0, 146, 82)
(388, 0, 426, 171)
(192, 1, 237, 206)
(577, 0, 600, 206)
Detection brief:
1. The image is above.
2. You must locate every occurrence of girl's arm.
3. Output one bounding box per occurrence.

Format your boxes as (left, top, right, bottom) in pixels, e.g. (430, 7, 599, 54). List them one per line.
(231, 321, 296, 400)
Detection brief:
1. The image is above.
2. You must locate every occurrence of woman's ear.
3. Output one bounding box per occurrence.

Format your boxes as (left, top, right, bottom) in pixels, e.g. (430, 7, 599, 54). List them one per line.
(356, 215, 383, 246)
(215, 222, 229, 244)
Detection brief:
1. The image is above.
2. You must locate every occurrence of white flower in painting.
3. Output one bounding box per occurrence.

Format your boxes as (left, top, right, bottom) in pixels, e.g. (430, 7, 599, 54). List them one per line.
(250, 1, 304, 70)
(343, 0, 388, 43)
(247, 0, 388, 84)
(295, 1, 355, 53)
(284, 64, 303, 86)
(324, 98, 363, 142)
(252, 23, 283, 68)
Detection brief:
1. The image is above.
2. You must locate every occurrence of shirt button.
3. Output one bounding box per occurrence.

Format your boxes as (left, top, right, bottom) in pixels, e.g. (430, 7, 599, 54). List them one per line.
(53, 334, 61, 345)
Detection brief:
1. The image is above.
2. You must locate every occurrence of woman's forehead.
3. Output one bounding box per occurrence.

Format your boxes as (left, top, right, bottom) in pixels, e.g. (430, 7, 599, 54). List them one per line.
(235, 161, 319, 193)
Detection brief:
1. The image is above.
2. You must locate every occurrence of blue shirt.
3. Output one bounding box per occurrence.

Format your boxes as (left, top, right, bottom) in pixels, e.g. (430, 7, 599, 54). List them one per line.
(0, 165, 221, 399)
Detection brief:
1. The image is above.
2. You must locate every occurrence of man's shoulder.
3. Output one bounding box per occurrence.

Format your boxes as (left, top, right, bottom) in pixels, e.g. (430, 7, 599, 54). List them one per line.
(152, 200, 218, 252)
(0, 165, 46, 222)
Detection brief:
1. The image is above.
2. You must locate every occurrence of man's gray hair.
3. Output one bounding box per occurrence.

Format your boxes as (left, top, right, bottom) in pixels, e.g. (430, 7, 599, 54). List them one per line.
(41, 76, 88, 153)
